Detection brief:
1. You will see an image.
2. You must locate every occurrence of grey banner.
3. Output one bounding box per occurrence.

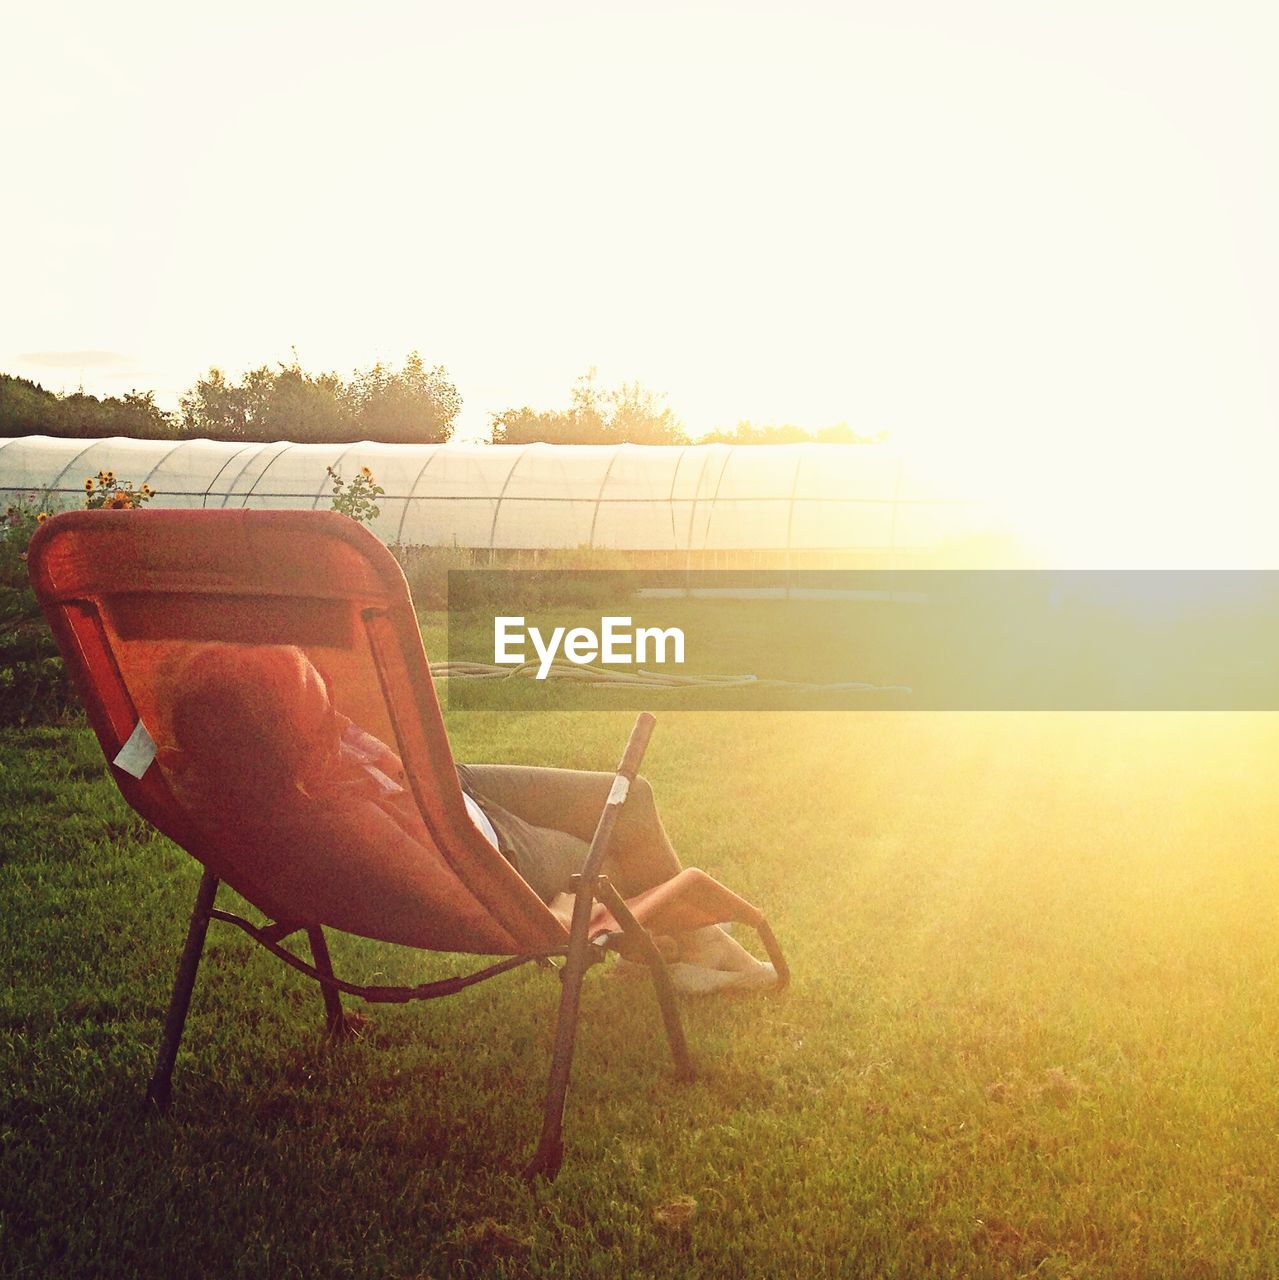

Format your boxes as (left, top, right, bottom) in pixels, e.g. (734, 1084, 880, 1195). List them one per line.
(444, 570, 1279, 710)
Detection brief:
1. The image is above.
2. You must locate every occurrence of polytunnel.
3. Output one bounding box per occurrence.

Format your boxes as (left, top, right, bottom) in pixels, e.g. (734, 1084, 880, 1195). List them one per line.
(0, 436, 994, 554)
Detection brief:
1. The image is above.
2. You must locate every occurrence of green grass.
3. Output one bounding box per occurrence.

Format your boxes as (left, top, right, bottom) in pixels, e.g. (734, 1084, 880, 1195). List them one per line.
(4, 708, 1279, 1278)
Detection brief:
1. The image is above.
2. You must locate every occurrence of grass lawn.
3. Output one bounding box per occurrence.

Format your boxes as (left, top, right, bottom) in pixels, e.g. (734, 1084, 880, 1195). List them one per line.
(4, 701, 1279, 1278)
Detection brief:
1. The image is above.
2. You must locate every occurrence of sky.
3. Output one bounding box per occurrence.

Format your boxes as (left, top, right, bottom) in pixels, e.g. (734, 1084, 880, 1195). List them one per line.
(3, 1, 1277, 557)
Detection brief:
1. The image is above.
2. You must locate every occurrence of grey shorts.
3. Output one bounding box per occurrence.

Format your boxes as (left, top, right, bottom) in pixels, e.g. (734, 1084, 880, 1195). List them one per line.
(454, 762, 679, 904)
(456, 763, 595, 902)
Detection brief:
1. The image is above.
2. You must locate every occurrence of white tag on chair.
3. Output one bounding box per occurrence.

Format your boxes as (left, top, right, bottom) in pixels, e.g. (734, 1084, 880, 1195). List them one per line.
(113, 719, 158, 779)
(607, 775, 630, 806)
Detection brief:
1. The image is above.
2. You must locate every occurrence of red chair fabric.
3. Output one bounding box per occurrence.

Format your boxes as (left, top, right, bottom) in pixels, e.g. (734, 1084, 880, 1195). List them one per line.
(27, 509, 768, 957)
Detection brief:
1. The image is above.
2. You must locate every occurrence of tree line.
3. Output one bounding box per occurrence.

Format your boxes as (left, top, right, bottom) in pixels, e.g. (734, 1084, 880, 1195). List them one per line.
(0, 357, 881, 446)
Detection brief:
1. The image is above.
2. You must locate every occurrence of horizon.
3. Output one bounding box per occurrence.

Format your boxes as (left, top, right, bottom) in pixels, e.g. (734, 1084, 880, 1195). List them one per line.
(0, 360, 877, 446)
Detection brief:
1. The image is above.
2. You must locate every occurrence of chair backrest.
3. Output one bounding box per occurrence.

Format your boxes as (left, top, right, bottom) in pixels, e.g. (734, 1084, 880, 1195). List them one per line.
(27, 508, 566, 956)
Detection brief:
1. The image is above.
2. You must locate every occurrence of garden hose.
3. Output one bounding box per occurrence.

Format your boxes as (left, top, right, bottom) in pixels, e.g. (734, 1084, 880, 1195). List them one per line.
(432, 659, 910, 694)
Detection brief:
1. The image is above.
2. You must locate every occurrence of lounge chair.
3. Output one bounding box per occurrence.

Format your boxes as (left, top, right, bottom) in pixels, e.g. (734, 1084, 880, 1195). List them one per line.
(27, 509, 788, 1180)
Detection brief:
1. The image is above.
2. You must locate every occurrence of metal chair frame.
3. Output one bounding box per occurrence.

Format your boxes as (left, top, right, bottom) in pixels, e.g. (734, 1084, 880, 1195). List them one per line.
(143, 714, 722, 1180)
(27, 510, 789, 1182)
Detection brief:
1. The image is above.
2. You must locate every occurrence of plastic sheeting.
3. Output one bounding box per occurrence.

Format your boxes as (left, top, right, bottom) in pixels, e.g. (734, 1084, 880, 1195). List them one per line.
(0, 436, 988, 551)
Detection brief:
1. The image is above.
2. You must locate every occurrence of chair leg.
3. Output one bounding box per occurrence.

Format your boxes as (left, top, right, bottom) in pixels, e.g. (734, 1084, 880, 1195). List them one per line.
(525, 712, 658, 1182)
(646, 960, 696, 1082)
(306, 926, 351, 1039)
(594, 876, 696, 1082)
(146, 868, 219, 1113)
(524, 929, 594, 1183)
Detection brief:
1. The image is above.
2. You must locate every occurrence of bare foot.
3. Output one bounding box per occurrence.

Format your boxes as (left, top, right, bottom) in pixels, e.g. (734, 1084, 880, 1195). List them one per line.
(666, 960, 778, 995)
(607, 925, 777, 994)
(676, 924, 766, 973)
(667, 925, 778, 994)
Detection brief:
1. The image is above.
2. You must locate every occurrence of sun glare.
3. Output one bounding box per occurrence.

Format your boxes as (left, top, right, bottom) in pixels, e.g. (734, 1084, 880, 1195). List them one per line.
(992, 454, 1279, 570)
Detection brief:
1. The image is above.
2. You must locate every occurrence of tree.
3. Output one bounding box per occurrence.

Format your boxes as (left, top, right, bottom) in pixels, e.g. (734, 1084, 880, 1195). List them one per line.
(111, 390, 179, 439)
(179, 362, 348, 442)
(608, 379, 685, 445)
(697, 420, 885, 445)
(178, 368, 250, 440)
(343, 352, 460, 444)
(0, 374, 177, 439)
(488, 406, 587, 446)
(489, 369, 687, 445)
(177, 352, 460, 444)
(0, 375, 60, 436)
(253, 365, 348, 442)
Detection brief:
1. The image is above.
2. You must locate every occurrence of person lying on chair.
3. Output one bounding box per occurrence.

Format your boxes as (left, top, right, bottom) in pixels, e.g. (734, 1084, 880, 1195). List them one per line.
(158, 643, 777, 995)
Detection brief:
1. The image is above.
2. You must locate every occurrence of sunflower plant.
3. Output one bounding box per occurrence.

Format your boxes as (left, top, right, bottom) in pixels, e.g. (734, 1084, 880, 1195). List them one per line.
(83, 471, 154, 510)
(326, 464, 383, 525)
(3, 493, 54, 578)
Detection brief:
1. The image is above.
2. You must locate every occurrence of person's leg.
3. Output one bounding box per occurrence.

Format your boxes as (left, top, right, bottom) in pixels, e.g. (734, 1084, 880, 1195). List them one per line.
(456, 764, 681, 898)
(456, 762, 777, 990)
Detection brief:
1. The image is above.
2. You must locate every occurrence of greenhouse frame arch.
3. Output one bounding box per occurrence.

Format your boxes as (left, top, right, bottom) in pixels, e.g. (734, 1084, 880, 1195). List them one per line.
(0, 437, 992, 555)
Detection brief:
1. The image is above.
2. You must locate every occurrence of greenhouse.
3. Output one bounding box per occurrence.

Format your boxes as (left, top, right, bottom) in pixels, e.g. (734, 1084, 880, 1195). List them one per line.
(0, 436, 994, 554)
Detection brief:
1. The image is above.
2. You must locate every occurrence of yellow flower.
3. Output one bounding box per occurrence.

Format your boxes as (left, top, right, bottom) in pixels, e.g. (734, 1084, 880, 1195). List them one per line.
(360, 466, 373, 480)
(36, 512, 49, 523)
(84, 478, 93, 491)
(107, 491, 132, 509)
